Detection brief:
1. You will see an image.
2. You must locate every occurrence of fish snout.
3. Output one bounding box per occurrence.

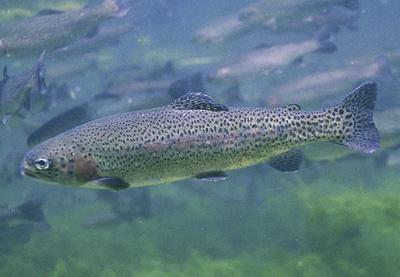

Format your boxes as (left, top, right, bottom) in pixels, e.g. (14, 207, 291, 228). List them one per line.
(20, 158, 34, 177)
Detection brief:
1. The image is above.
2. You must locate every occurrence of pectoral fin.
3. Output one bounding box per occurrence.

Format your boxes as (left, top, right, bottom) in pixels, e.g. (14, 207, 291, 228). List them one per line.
(195, 171, 228, 181)
(91, 177, 130, 191)
(269, 149, 302, 172)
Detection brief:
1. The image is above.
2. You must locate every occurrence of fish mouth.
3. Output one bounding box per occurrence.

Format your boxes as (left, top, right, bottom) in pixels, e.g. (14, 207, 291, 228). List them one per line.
(20, 160, 35, 178)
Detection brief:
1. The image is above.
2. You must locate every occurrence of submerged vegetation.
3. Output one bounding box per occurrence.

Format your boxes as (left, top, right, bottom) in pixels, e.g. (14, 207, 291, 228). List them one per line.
(1, 171, 399, 276)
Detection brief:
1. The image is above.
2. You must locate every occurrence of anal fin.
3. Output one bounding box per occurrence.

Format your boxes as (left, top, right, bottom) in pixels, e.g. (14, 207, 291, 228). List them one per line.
(269, 149, 302, 172)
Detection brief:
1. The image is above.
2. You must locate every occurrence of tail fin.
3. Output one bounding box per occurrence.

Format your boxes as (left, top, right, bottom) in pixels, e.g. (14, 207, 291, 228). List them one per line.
(17, 196, 46, 222)
(333, 82, 379, 153)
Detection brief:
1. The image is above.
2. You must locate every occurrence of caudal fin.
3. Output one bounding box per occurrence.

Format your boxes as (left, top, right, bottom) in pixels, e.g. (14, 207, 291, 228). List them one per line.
(334, 82, 379, 153)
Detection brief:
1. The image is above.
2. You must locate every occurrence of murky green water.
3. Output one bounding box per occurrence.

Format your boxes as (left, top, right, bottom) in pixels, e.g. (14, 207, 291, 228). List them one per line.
(0, 0, 399, 276)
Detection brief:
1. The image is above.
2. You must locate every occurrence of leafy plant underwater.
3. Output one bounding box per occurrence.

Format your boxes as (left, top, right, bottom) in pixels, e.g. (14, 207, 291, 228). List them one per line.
(1, 168, 399, 277)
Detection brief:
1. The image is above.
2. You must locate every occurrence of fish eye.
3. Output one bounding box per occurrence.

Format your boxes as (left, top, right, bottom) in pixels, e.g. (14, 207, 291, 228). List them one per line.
(34, 158, 50, 170)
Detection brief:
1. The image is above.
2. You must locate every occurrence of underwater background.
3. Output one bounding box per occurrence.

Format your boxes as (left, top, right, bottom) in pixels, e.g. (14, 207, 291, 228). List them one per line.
(1, 0, 400, 276)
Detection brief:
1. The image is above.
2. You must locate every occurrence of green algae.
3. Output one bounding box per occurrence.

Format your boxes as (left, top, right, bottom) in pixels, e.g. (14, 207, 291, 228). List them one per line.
(1, 176, 400, 276)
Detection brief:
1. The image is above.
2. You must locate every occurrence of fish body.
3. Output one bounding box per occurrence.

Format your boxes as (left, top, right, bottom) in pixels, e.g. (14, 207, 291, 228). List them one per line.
(194, 0, 358, 44)
(0, 51, 47, 124)
(269, 57, 390, 106)
(239, 1, 359, 34)
(21, 82, 379, 190)
(211, 38, 335, 80)
(0, 0, 127, 56)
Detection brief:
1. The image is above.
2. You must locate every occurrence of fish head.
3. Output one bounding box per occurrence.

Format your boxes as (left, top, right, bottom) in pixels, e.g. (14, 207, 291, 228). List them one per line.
(21, 137, 99, 187)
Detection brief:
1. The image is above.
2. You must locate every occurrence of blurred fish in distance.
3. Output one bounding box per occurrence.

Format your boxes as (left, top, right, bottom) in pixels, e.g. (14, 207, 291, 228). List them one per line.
(209, 37, 336, 82)
(194, 0, 360, 44)
(81, 188, 151, 229)
(52, 22, 135, 59)
(268, 56, 392, 107)
(0, 194, 48, 225)
(0, 51, 47, 125)
(238, 1, 360, 35)
(0, 0, 128, 57)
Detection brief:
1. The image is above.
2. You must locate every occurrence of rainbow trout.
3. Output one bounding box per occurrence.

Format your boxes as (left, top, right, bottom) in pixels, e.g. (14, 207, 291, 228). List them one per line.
(21, 82, 379, 190)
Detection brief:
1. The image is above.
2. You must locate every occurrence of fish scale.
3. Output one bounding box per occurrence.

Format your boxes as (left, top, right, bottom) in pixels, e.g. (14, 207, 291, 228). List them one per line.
(21, 82, 379, 190)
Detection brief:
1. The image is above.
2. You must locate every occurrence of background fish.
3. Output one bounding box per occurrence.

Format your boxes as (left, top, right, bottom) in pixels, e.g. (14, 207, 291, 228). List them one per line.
(0, 51, 47, 124)
(0, 194, 47, 224)
(0, 0, 128, 57)
(268, 56, 392, 106)
(210, 37, 336, 81)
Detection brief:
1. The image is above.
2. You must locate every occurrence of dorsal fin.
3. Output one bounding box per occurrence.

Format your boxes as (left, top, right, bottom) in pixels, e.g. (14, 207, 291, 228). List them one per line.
(282, 104, 301, 112)
(169, 92, 228, 112)
(36, 9, 64, 16)
(3, 65, 8, 78)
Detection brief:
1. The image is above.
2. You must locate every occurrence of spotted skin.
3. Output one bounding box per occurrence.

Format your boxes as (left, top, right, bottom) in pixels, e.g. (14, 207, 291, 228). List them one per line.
(21, 82, 379, 189)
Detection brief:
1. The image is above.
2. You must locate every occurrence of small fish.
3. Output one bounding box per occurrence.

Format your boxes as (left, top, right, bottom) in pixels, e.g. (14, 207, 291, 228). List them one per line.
(0, 194, 47, 224)
(0, 51, 47, 124)
(0, 0, 128, 57)
(21, 82, 379, 191)
(210, 38, 336, 81)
